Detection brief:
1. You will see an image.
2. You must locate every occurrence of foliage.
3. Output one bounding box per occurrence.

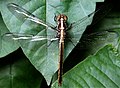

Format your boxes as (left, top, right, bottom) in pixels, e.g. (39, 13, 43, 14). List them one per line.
(0, 0, 120, 88)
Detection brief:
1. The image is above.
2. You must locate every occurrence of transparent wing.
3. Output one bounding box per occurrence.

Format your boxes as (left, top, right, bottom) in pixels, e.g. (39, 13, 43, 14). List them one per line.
(7, 3, 56, 30)
(2, 30, 119, 55)
(2, 33, 59, 49)
(60, 31, 118, 48)
(78, 31, 119, 49)
(71, 3, 113, 29)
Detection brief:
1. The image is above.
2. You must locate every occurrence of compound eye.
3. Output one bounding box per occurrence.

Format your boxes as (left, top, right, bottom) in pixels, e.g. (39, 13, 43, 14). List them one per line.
(64, 15, 68, 21)
(56, 15, 61, 21)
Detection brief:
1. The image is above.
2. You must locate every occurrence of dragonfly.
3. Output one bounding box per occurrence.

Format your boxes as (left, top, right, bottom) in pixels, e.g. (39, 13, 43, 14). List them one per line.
(3, 2, 113, 86)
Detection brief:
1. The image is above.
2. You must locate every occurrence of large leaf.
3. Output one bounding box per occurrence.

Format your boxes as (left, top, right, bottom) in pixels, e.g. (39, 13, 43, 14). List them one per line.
(52, 45, 120, 87)
(0, 49, 42, 88)
(0, 13, 19, 58)
(0, 0, 104, 85)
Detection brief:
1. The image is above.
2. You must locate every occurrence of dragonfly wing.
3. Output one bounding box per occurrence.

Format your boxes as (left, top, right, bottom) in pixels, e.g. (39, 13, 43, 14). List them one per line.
(68, 31, 119, 49)
(7, 3, 56, 30)
(2, 33, 59, 48)
(71, 3, 113, 29)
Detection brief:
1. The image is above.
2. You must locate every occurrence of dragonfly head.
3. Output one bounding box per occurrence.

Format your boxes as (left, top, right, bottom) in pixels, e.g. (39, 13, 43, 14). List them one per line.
(55, 14, 68, 23)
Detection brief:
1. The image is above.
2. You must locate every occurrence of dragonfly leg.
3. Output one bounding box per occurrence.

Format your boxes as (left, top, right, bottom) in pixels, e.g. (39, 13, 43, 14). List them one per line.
(66, 23, 72, 31)
(54, 15, 57, 22)
(67, 38, 76, 47)
(47, 37, 59, 47)
(47, 41, 53, 47)
(49, 25, 57, 31)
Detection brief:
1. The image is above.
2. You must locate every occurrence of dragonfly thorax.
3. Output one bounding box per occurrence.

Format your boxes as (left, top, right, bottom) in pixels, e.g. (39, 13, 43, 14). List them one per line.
(56, 14, 68, 39)
(56, 14, 68, 31)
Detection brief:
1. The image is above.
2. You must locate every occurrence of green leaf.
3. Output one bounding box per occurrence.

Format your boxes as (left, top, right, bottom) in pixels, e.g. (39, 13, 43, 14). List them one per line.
(52, 45, 120, 88)
(0, 50, 42, 88)
(0, 0, 104, 85)
(0, 13, 19, 58)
